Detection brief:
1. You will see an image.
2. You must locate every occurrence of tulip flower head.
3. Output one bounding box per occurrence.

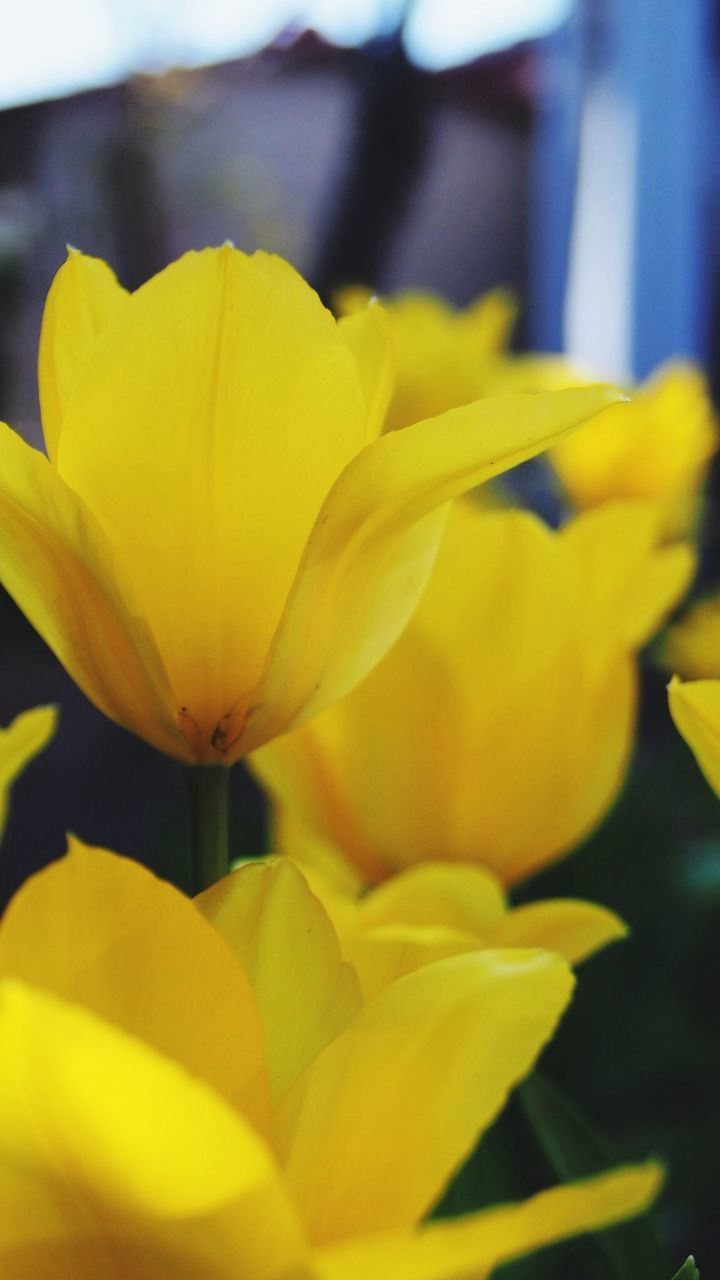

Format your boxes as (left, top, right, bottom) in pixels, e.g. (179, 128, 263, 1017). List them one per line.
(254, 499, 693, 886)
(276, 853, 628, 1001)
(551, 363, 717, 538)
(0, 842, 661, 1277)
(336, 284, 518, 432)
(0, 248, 622, 765)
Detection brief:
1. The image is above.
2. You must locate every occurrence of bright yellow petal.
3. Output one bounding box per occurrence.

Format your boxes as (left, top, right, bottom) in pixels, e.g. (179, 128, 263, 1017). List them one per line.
(0, 422, 187, 759)
(0, 841, 269, 1130)
(491, 899, 628, 965)
(56, 246, 366, 759)
(38, 249, 129, 461)
(0, 705, 57, 837)
(314, 1162, 663, 1280)
(245, 385, 624, 750)
(338, 302, 394, 443)
(274, 948, 574, 1243)
(668, 675, 720, 797)
(0, 980, 306, 1280)
(356, 862, 506, 933)
(197, 858, 362, 1109)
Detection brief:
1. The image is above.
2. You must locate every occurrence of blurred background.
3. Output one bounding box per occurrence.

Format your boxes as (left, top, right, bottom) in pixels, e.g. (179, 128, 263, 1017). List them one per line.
(0, 1, 719, 1276)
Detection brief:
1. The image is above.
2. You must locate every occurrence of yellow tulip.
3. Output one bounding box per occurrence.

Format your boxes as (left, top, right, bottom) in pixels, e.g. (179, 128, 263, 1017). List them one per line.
(0, 249, 621, 766)
(550, 363, 717, 538)
(272, 851, 627, 1001)
(264, 830, 628, 1010)
(340, 289, 716, 539)
(254, 499, 693, 886)
(336, 285, 596, 435)
(0, 843, 660, 1277)
(336, 285, 517, 432)
(668, 675, 720, 798)
(0, 705, 56, 838)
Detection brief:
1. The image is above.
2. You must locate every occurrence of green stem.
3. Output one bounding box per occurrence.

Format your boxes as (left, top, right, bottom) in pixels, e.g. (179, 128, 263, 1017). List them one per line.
(184, 765, 230, 893)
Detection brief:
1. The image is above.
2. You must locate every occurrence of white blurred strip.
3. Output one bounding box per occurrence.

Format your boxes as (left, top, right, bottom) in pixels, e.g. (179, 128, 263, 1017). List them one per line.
(564, 78, 637, 381)
(0, 0, 574, 110)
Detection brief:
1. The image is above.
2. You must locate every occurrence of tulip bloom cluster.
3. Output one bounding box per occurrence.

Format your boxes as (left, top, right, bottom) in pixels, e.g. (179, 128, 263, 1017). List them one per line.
(0, 252, 709, 1277)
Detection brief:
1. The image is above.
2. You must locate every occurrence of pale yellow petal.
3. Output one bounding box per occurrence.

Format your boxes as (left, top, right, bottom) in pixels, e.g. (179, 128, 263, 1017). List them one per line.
(0, 980, 306, 1280)
(314, 1163, 663, 1280)
(668, 676, 720, 797)
(38, 249, 129, 461)
(274, 948, 574, 1243)
(0, 705, 57, 838)
(57, 246, 366, 759)
(197, 858, 362, 1109)
(0, 841, 269, 1129)
(491, 899, 628, 965)
(244, 386, 624, 751)
(0, 422, 186, 760)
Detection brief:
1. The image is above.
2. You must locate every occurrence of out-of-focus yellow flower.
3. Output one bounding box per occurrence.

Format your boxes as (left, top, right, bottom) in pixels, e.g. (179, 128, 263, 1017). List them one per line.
(254, 499, 693, 886)
(336, 285, 517, 432)
(275, 851, 627, 1001)
(664, 593, 720, 679)
(550, 363, 717, 538)
(336, 285, 597, 434)
(0, 249, 620, 766)
(340, 288, 716, 538)
(0, 844, 660, 1277)
(668, 675, 720, 797)
(0, 705, 56, 838)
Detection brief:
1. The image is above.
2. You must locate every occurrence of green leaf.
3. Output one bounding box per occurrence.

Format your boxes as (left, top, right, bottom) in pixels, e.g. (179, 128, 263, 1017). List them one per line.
(671, 1258, 700, 1280)
(519, 1071, 670, 1280)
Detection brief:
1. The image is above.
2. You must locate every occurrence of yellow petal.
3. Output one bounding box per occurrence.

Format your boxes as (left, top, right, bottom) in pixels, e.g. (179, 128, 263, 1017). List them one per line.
(245, 385, 624, 750)
(0, 841, 269, 1130)
(0, 422, 187, 760)
(559, 501, 691, 655)
(0, 979, 306, 1280)
(57, 246, 366, 757)
(0, 705, 56, 838)
(38, 249, 129, 461)
(356, 862, 506, 933)
(623, 542, 696, 648)
(338, 302, 394, 443)
(491, 899, 628, 965)
(343, 923, 480, 1002)
(314, 1162, 663, 1280)
(668, 675, 720, 797)
(274, 948, 574, 1243)
(197, 858, 362, 1110)
(551, 360, 716, 538)
(664, 592, 720, 679)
